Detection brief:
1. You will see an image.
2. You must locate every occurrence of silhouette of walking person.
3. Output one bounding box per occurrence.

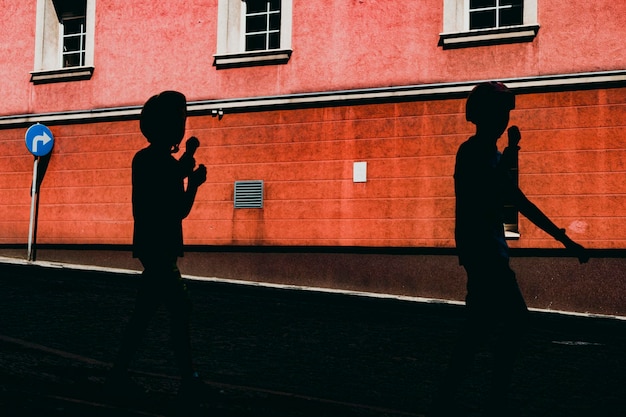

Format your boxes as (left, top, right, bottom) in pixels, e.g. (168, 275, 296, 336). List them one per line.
(107, 91, 207, 405)
(429, 82, 588, 417)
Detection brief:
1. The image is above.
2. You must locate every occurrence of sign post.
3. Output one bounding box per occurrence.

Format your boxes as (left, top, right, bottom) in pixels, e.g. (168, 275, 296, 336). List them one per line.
(25, 123, 54, 261)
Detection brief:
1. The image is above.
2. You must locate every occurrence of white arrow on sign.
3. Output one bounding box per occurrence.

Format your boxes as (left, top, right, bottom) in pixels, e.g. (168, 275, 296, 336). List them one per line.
(32, 132, 52, 153)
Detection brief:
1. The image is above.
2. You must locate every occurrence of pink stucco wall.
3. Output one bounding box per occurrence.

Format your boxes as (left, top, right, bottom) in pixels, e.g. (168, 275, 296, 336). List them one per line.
(1, 0, 625, 116)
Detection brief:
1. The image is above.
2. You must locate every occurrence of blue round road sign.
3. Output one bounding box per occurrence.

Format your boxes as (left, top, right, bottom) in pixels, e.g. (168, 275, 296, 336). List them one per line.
(25, 124, 54, 156)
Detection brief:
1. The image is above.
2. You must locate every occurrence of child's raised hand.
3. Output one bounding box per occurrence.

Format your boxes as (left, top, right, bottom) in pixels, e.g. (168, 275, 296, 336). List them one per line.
(179, 137, 200, 177)
(189, 164, 207, 188)
(507, 125, 521, 148)
(186, 136, 200, 154)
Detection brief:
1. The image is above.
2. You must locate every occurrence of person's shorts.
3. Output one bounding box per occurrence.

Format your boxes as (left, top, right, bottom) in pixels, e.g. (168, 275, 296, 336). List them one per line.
(463, 258, 528, 323)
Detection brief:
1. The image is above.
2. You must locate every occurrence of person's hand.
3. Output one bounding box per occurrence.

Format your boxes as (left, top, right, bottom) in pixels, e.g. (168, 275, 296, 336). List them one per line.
(179, 137, 200, 176)
(507, 125, 521, 148)
(560, 232, 590, 264)
(179, 155, 196, 176)
(185, 136, 200, 154)
(568, 241, 590, 264)
(189, 164, 207, 188)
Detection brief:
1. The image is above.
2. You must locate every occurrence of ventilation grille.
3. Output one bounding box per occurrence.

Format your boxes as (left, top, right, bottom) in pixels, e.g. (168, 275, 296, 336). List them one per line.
(234, 180, 264, 208)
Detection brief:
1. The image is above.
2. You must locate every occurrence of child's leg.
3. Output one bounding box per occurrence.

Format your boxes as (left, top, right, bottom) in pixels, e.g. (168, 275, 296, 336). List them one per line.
(162, 262, 195, 381)
(489, 273, 529, 412)
(432, 303, 488, 408)
(111, 271, 160, 377)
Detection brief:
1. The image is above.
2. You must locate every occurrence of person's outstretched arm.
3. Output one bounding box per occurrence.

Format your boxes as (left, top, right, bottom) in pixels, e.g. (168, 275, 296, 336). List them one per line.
(505, 126, 589, 263)
(511, 189, 588, 263)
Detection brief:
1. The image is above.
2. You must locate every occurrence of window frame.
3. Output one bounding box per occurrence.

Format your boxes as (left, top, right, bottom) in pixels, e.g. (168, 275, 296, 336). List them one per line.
(214, 0, 293, 70)
(241, 0, 282, 52)
(439, 0, 539, 49)
(31, 0, 96, 84)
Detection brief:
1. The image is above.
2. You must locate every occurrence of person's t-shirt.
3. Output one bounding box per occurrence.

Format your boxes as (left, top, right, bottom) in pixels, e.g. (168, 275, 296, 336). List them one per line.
(132, 146, 185, 260)
(454, 136, 510, 266)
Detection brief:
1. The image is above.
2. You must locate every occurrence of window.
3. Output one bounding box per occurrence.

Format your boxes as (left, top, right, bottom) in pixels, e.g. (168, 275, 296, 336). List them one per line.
(214, 0, 292, 69)
(61, 8, 87, 68)
(244, 0, 281, 52)
(468, 0, 523, 30)
(439, 0, 538, 49)
(31, 0, 95, 84)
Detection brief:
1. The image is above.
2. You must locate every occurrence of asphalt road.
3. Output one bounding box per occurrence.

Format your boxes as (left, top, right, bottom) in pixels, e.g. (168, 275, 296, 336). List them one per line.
(1, 260, 625, 416)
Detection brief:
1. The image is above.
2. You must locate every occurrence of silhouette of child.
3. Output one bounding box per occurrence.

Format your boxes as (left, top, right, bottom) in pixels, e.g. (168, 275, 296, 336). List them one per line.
(108, 91, 206, 401)
(429, 82, 588, 417)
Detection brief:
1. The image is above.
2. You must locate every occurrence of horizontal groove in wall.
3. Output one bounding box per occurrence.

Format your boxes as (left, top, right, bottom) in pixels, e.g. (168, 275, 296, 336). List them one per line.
(1, 243, 626, 258)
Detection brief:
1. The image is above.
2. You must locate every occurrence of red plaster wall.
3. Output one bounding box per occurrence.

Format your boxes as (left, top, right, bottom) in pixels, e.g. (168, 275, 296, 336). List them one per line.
(1, 88, 625, 249)
(182, 101, 463, 247)
(1, 1, 626, 116)
(0, 121, 141, 244)
(511, 88, 626, 249)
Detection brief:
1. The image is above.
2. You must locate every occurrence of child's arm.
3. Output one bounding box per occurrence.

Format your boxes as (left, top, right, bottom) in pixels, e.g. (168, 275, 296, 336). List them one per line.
(504, 131, 588, 263)
(180, 164, 207, 219)
(178, 137, 200, 178)
(497, 126, 521, 172)
(504, 126, 588, 262)
(512, 190, 588, 263)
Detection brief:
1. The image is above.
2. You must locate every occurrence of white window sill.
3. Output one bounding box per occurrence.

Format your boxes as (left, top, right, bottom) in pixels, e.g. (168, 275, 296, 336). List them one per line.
(505, 230, 520, 240)
(213, 49, 292, 70)
(439, 25, 539, 49)
(30, 67, 95, 84)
